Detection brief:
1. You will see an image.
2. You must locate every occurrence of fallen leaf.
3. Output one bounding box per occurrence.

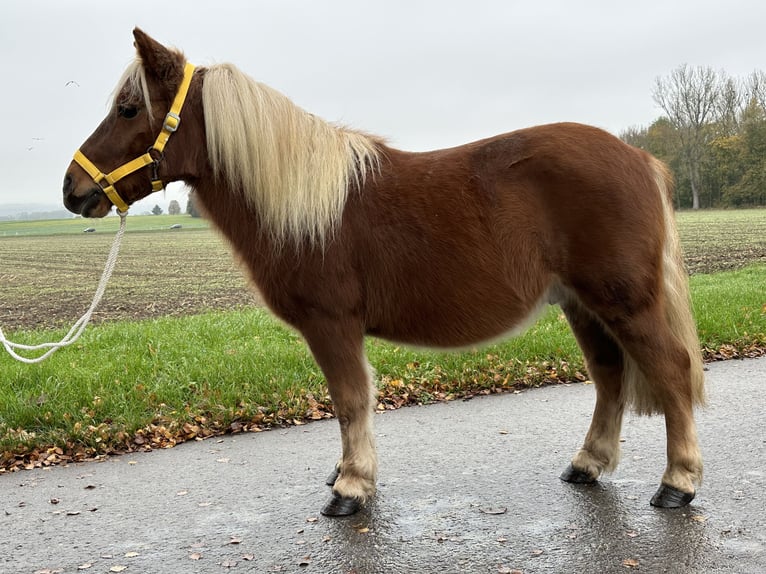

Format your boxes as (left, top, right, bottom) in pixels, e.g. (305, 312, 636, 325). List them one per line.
(190, 553, 203, 560)
(78, 564, 93, 570)
(125, 552, 139, 558)
(176, 490, 189, 496)
(531, 549, 543, 556)
(66, 510, 81, 516)
(691, 514, 708, 523)
(480, 506, 508, 515)
(222, 559, 237, 568)
(306, 516, 318, 523)
(242, 554, 255, 561)
(623, 558, 640, 568)
(229, 537, 242, 545)
(356, 527, 370, 534)
(625, 529, 639, 538)
(110, 567, 127, 573)
(496, 536, 508, 543)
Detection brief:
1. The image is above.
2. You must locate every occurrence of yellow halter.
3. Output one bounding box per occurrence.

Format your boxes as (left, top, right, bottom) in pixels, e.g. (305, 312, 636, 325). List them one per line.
(73, 62, 196, 213)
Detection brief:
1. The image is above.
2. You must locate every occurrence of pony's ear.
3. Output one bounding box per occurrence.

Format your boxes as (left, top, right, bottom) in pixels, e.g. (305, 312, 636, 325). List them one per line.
(132, 28, 183, 84)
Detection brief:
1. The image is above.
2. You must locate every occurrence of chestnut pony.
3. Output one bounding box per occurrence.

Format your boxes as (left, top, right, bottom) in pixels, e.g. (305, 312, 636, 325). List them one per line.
(64, 29, 705, 516)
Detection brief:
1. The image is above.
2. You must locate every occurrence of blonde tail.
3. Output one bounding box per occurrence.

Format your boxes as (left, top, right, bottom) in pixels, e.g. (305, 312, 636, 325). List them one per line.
(622, 157, 706, 415)
(653, 157, 706, 408)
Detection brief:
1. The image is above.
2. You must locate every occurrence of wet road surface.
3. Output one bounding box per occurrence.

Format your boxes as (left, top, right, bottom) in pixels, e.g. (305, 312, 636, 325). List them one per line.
(2, 357, 764, 573)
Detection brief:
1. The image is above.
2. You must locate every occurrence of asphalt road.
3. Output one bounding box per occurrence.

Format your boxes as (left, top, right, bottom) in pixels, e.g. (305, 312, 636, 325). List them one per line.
(2, 357, 764, 574)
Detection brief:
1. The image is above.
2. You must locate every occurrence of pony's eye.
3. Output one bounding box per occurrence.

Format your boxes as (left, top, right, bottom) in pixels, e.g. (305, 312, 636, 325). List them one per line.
(118, 105, 139, 119)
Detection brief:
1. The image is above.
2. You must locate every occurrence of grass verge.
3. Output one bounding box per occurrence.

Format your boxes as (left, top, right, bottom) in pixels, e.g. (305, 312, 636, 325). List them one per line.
(1, 264, 764, 472)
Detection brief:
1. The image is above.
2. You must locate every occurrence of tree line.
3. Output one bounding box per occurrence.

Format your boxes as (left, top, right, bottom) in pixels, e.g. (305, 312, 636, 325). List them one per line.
(621, 64, 766, 209)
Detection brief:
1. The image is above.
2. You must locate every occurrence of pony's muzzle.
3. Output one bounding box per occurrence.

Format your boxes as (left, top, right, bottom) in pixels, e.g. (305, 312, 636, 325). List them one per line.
(63, 165, 111, 218)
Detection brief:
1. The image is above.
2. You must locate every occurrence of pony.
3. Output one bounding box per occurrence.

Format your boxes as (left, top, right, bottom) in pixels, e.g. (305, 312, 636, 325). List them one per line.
(63, 29, 705, 516)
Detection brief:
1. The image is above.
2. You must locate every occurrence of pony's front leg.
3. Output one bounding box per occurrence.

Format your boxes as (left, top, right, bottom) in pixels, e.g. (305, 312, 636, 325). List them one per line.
(302, 322, 377, 516)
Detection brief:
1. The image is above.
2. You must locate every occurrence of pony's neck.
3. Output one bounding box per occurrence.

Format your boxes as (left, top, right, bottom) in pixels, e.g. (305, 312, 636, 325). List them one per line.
(191, 177, 312, 264)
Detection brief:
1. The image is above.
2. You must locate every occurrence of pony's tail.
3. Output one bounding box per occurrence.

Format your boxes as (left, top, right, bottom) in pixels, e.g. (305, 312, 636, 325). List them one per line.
(623, 157, 706, 415)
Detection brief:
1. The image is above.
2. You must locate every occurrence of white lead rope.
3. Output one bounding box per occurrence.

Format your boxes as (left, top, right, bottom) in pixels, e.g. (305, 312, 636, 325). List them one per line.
(0, 211, 127, 364)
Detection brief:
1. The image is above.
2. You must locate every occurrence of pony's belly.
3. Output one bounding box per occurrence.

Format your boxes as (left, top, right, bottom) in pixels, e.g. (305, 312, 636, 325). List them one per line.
(369, 291, 550, 350)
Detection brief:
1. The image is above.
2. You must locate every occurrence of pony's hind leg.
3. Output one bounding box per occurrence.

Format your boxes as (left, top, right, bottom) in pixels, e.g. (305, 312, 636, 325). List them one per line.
(609, 308, 703, 507)
(559, 299, 627, 485)
(302, 322, 377, 516)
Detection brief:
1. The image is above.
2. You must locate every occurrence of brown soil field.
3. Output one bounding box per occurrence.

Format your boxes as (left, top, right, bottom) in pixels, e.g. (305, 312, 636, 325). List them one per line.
(0, 229, 259, 332)
(1, 209, 765, 333)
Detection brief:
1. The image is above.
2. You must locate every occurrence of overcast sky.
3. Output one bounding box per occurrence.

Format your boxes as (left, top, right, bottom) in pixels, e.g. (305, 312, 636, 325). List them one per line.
(2, 0, 765, 213)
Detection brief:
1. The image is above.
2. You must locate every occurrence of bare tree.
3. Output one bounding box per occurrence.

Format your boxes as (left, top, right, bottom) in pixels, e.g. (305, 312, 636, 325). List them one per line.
(716, 76, 743, 137)
(653, 65, 725, 209)
(168, 199, 181, 215)
(744, 70, 766, 111)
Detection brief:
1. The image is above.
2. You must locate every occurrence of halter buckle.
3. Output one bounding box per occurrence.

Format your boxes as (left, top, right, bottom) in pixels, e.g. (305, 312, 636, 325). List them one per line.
(148, 148, 164, 191)
(163, 112, 181, 133)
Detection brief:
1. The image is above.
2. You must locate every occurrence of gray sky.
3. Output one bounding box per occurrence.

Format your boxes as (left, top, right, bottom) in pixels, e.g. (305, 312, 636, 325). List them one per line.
(2, 0, 765, 213)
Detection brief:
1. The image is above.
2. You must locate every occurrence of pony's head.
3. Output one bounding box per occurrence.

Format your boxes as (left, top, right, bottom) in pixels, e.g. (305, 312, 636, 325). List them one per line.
(63, 29, 196, 217)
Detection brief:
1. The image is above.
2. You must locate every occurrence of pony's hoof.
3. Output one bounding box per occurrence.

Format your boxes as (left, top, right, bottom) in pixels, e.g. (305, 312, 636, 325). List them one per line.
(326, 466, 340, 487)
(560, 463, 597, 484)
(650, 484, 695, 508)
(321, 493, 362, 516)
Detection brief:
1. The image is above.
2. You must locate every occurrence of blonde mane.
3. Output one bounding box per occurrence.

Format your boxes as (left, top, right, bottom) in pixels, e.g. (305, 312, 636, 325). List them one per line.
(201, 63, 381, 246)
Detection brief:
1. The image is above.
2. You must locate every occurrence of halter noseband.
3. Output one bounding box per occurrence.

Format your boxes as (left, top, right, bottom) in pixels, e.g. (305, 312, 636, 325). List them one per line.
(73, 62, 196, 213)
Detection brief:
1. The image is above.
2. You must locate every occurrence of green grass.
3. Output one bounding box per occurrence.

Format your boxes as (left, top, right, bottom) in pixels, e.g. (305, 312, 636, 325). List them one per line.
(692, 265, 766, 349)
(1, 264, 764, 469)
(0, 214, 209, 237)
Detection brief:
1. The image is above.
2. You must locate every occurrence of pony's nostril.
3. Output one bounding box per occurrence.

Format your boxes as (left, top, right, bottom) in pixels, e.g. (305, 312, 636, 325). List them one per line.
(63, 173, 73, 197)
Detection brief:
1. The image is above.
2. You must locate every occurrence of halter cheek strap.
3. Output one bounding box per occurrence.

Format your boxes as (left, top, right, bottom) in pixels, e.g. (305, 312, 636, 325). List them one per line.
(73, 62, 196, 213)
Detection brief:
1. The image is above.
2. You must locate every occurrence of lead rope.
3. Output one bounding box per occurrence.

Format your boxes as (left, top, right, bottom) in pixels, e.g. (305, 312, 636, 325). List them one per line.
(0, 211, 127, 364)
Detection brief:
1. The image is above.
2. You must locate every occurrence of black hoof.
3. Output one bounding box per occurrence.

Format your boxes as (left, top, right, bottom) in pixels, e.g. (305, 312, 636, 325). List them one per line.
(321, 492, 362, 516)
(560, 463, 598, 484)
(650, 483, 695, 508)
(326, 466, 340, 487)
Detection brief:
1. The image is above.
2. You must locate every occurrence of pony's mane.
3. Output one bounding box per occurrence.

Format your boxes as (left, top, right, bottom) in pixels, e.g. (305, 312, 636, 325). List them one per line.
(201, 63, 382, 247)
